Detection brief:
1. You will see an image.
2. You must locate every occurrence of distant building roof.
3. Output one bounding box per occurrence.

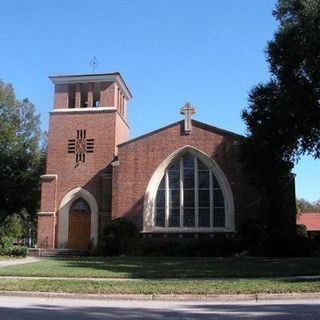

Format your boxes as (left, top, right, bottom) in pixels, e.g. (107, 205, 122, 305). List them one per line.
(297, 213, 320, 231)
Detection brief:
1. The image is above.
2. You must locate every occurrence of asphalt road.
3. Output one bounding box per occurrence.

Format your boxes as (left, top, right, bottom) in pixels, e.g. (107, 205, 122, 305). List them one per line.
(0, 295, 320, 320)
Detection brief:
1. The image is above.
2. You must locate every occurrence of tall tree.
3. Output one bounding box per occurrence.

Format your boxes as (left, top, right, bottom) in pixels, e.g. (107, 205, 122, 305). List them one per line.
(297, 198, 320, 213)
(0, 80, 45, 225)
(241, 0, 320, 238)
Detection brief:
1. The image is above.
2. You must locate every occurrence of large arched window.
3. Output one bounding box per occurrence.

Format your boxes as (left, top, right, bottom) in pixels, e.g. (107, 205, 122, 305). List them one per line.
(154, 153, 225, 229)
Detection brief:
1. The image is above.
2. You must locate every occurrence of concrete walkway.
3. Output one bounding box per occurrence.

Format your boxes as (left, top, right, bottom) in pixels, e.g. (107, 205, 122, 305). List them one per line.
(1, 290, 320, 302)
(0, 257, 42, 268)
(1, 294, 320, 320)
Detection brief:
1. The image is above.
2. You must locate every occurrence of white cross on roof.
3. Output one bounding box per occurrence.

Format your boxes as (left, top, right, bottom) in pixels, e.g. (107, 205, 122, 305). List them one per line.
(180, 102, 196, 134)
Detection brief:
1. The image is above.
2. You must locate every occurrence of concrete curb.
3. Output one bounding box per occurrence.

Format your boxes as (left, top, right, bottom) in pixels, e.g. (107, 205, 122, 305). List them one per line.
(1, 291, 320, 302)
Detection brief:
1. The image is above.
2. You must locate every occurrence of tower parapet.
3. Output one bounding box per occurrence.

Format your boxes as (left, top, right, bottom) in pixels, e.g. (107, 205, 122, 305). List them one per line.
(50, 73, 132, 120)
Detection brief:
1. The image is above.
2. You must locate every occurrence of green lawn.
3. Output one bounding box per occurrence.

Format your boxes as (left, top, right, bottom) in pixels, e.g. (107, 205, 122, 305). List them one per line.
(0, 278, 319, 295)
(0, 256, 319, 278)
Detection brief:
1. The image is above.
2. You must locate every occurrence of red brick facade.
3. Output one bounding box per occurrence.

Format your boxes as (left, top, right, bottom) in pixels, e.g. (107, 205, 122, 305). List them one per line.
(39, 72, 291, 250)
(112, 121, 249, 231)
(38, 73, 131, 248)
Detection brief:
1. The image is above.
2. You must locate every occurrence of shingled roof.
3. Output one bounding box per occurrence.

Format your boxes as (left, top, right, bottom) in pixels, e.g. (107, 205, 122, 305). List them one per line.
(297, 213, 320, 231)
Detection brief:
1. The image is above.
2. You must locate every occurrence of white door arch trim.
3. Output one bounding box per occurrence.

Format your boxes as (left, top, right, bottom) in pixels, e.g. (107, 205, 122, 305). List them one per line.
(58, 187, 98, 248)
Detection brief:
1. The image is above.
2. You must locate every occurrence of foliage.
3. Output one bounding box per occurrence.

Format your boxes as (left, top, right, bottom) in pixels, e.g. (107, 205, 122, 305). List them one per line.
(238, 219, 319, 257)
(248, 236, 319, 257)
(0, 236, 27, 257)
(238, 218, 268, 246)
(0, 236, 15, 253)
(0, 80, 46, 225)
(141, 237, 243, 257)
(296, 224, 308, 238)
(297, 198, 320, 213)
(241, 0, 320, 238)
(0, 211, 31, 239)
(243, 0, 320, 162)
(101, 218, 140, 256)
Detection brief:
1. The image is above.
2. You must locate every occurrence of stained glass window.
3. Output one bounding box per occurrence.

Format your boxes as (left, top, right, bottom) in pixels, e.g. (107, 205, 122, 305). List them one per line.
(70, 198, 91, 213)
(154, 154, 225, 229)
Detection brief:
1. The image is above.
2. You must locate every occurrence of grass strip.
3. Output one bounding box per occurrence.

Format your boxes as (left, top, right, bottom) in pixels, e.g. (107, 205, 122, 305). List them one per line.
(0, 257, 319, 279)
(0, 278, 319, 295)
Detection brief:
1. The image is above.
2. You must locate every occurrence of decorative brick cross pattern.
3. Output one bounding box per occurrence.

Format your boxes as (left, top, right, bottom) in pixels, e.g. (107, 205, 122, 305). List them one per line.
(68, 129, 94, 163)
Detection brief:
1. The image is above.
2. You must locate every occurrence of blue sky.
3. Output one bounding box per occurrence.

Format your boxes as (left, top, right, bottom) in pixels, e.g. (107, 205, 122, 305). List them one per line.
(0, 0, 318, 201)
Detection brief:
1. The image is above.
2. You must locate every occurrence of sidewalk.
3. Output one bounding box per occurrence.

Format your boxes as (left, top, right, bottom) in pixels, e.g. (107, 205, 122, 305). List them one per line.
(0, 257, 42, 268)
(1, 290, 320, 302)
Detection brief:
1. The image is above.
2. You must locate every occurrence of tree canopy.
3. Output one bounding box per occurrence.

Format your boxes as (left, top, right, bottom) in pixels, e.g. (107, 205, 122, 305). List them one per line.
(243, 0, 320, 163)
(297, 198, 320, 213)
(241, 0, 320, 237)
(0, 81, 45, 225)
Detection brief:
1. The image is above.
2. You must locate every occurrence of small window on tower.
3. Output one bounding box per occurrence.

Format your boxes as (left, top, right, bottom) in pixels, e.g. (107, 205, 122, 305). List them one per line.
(68, 84, 75, 108)
(93, 82, 101, 107)
(80, 83, 88, 108)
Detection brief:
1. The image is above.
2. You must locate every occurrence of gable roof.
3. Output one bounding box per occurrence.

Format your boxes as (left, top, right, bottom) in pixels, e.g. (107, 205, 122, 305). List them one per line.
(118, 119, 244, 148)
(297, 213, 320, 231)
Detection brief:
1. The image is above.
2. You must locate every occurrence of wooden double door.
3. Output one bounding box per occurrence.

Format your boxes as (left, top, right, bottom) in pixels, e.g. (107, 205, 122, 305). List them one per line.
(68, 199, 91, 250)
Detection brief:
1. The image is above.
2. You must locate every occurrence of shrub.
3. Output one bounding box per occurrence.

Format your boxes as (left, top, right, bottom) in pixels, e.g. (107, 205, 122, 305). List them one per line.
(248, 236, 320, 257)
(141, 237, 244, 257)
(101, 218, 140, 256)
(238, 217, 267, 245)
(237, 218, 320, 257)
(296, 224, 308, 238)
(7, 246, 28, 257)
(0, 236, 27, 257)
(0, 236, 15, 254)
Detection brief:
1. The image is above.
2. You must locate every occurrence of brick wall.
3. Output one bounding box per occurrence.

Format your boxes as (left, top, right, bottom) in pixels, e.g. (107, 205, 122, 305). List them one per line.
(37, 214, 56, 249)
(54, 84, 68, 109)
(46, 110, 117, 204)
(40, 109, 123, 247)
(100, 82, 115, 107)
(40, 175, 57, 212)
(114, 112, 129, 155)
(112, 121, 249, 231)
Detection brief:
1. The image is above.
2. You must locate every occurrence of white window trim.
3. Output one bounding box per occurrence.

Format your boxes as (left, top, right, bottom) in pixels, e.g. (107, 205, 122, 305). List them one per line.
(143, 145, 235, 233)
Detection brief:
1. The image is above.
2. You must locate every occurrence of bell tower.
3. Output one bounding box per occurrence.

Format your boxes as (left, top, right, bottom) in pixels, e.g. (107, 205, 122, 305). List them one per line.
(37, 72, 132, 250)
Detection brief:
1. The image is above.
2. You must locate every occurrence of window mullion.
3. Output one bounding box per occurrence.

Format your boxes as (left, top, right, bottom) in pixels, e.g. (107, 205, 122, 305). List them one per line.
(180, 157, 183, 228)
(194, 156, 199, 228)
(165, 170, 169, 229)
(210, 172, 213, 228)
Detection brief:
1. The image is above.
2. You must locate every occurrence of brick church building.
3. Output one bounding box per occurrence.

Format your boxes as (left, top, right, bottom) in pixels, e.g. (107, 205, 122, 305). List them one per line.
(37, 72, 294, 250)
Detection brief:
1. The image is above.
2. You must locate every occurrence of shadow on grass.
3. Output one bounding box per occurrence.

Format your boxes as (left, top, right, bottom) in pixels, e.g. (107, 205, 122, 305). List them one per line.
(1, 301, 320, 319)
(48, 256, 320, 279)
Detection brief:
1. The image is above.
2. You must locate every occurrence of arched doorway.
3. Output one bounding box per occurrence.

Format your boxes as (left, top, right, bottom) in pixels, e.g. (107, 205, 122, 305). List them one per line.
(68, 198, 91, 250)
(58, 187, 98, 249)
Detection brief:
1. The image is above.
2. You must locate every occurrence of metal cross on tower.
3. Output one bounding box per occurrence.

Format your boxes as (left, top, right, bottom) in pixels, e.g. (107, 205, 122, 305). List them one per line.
(89, 56, 99, 73)
(180, 102, 196, 134)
